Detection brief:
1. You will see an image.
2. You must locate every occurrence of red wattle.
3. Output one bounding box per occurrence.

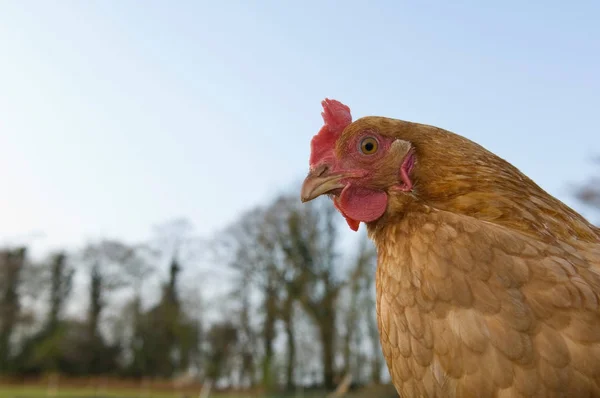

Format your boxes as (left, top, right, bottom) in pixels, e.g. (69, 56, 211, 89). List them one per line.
(333, 200, 360, 231)
(335, 184, 388, 231)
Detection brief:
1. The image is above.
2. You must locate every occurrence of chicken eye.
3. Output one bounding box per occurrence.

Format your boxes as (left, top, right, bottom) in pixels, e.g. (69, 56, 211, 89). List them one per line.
(359, 137, 379, 155)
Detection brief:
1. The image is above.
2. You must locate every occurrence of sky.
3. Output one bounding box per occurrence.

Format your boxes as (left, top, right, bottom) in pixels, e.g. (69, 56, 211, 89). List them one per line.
(0, 1, 599, 259)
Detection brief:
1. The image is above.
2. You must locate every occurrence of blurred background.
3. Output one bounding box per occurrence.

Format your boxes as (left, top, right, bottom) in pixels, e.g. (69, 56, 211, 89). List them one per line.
(0, 1, 598, 397)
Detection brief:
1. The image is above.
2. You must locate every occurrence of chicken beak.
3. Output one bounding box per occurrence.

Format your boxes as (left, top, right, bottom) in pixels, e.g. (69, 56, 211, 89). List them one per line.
(300, 165, 345, 203)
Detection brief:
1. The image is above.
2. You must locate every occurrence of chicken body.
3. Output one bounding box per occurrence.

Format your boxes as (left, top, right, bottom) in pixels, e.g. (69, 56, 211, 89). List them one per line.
(373, 203, 600, 397)
(301, 99, 600, 397)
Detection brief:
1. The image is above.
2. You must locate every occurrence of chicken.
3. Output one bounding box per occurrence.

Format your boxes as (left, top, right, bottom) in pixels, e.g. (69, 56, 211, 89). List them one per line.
(300, 98, 600, 397)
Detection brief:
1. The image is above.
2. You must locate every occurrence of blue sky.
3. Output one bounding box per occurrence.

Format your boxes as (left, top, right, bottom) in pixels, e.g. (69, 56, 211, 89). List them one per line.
(1, 1, 599, 257)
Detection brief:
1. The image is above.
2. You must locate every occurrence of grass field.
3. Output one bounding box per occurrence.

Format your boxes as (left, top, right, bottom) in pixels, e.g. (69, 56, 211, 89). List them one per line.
(0, 385, 330, 398)
(0, 382, 245, 398)
(0, 386, 187, 398)
(0, 378, 398, 398)
(0, 386, 250, 398)
(0, 387, 343, 398)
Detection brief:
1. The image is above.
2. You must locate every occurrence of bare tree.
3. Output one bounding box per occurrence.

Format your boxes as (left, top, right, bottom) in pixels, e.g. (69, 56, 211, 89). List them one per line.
(75, 240, 134, 374)
(0, 247, 27, 371)
(341, 236, 377, 381)
(233, 283, 257, 387)
(265, 196, 346, 390)
(205, 321, 238, 387)
(217, 207, 280, 390)
(217, 190, 386, 390)
(81, 240, 131, 338)
(45, 252, 74, 333)
(574, 158, 600, 217)
(150, 218, 203, 271)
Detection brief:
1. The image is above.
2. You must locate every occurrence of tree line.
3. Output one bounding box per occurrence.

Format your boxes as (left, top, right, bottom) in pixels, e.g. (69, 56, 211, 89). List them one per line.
(0, 223, 202, 380)
(0, 193, 382, 392)
(0, 162, 598, 393)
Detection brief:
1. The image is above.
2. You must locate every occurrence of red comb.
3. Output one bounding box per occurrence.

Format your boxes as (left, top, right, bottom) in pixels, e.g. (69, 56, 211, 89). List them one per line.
(309, 98, 352, 166)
